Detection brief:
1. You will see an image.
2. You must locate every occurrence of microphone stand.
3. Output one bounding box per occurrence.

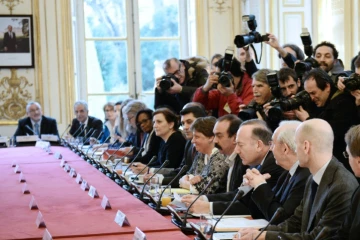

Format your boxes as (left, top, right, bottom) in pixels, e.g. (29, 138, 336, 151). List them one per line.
(89, 136, 111, 168)
(181, 178, 217, 229)
(124, 156, 157, 192)
(150, 165, 188, 213)
(75, 128, 93, 153)
(106, 146, 135, 179)
(72, 126, 87, 152)
(100, 142, 131, 174)
(254, 207, 284, 240)
(209, 189, 245, 240)
(85, 132, 104, 159)
(60, 124, 71, 146)
(116, 148, 144, 185)
(138, 160, 170, 201)
(77, 128, 94, 156)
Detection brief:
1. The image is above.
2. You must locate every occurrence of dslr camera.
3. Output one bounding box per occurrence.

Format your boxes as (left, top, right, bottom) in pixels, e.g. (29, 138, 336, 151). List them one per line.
(159, 74, 180, 91)
(238, 102, 264, 121)
(343, 73, 360, 91)
(294, 28, 319, 78)
(234, 15, 269, 48)
(213, 47, 234, 88)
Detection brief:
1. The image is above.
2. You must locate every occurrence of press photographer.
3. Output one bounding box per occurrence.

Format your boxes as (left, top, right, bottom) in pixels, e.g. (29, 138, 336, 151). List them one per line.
(154, 56, 208, 114)
(294, 68, 359, 172)
(193, 47, 253, 117)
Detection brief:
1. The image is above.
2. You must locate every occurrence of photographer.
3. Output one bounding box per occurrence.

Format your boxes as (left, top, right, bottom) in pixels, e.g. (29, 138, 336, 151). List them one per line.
(294, 68, 359, 172)
(193, 57, 253, 117)
(154, 57, 208, 114)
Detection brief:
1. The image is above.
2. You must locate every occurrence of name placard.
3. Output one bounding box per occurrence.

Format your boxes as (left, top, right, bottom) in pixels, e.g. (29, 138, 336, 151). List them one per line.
(63, 164, 70, 172)
(35, 211, 46, 228)
(35, 140, 50, 149)
(54, 152, 62, 159)
(16, 135, 39, 142)
(75, 173, 82, 184)
(114, 210, 130, 227)
(88, 185, 99, 198)
(14, 164, 21, 173)
(29, 196, 38, 210)
(42, 229, 53, 240)
(69, 168, 77, 178)
(22, 183, 30, 194)
(60, 159, 66, 168)
(101, 195, 111, 209)
(11, 161, 17, 167)
(133, 227, 147, 240)
(0, 136, 7, 143)
(19, 172, 26, 182)
(80, 180, 89, 191)
(41, 134, 59, 142)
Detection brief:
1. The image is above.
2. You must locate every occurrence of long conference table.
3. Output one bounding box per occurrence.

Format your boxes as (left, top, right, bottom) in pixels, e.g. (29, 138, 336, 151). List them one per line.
(0, 146, 190, 240)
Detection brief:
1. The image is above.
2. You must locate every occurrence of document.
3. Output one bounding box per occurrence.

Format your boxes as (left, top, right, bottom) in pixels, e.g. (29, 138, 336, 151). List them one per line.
(209, 218, 268, 232)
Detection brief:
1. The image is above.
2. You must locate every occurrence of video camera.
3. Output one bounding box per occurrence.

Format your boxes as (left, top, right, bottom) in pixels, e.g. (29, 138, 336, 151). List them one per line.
(159, 74, 180, 91)
(294, 28, 319, 78)
(234, 15, 269, 48)
(213, 47, 234, 88)
(343, 73, 360, 91)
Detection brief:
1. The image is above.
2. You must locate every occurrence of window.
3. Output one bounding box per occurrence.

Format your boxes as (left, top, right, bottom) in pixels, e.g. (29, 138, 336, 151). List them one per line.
(72, 0, 194, 120)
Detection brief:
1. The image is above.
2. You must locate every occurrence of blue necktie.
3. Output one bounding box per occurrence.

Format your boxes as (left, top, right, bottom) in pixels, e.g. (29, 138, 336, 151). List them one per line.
(34, 123, 40, 136)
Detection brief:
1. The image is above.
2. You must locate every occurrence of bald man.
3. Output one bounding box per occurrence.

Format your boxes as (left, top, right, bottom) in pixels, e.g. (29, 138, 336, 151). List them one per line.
(237, 119, 359, 240)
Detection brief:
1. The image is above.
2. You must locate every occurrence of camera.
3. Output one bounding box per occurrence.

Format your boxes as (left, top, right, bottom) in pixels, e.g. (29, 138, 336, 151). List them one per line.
(234, 15, 269, 48)
(238, 101, 264, 121)
(213, 47, 234, 88)
(266, 72, 284, 122)
(159, 74, 179, 91)
(294, 28, 319, 78)
(343, 73, 360, 91)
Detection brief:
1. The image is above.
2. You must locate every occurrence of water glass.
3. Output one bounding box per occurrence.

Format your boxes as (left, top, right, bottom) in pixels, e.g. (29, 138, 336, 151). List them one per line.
(150, 175, 159, 196)
(8, 138, 16, 147)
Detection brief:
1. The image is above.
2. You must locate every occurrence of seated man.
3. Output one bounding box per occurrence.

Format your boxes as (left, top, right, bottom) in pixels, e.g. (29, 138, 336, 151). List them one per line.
(14, 101, 59, 145)
(237, 119, 358, 240)
(69, 100, 103, 141)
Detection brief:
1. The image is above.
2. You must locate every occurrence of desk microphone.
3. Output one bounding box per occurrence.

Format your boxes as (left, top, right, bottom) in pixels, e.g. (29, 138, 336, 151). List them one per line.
(85, 131, 104, 156)
(131, 156, 157, 182)
(139, 160, 170, 200)
(81, 128, 96, 148)
(254, 207, 284, 240)
(72, 124, 84, 138)
(60, 124, 71, 139)
(112, 146, 135, 170)
(90, 136, 110, 159)
(25, 125, 37, 136)
(105, 141, 131, 165)
(155, 165, 188, 210)
(76, 125, 88, 139)
(123, 148, 145, 176)
(209, 189, 245, 240)
(182, 177, 217, 228)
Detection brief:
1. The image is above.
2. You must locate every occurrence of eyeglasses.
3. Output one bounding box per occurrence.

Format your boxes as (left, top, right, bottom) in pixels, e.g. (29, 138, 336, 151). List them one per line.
(137, 118, 150, 127)
(126, 115, 135, 121)
(170, 63, 182, 76)
(343, 151, 349, 159)
(29, 108, 40, 114)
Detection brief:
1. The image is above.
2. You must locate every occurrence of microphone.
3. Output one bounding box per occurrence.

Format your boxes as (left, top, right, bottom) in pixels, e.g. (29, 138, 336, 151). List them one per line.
(71, 123, 84, 138)
(123, 148, 145, 177)
(254, 207, 285, 240)
(25, 125, 37, 136)
(182, 177, 217, 228)
(155, 165, 188, 210)
(76, 125, 88, 139)
(131, 156, 157, 182)
(105, 141, 131, 165)
(81, 128, 95, 148)
(85, 131, 104, 156)
(112, 146, 135, 171)
(209, 189, 245, 240)
(60, 124, 71, 139)
(139, 160, 170, 200)
(90, 136, 110, 159)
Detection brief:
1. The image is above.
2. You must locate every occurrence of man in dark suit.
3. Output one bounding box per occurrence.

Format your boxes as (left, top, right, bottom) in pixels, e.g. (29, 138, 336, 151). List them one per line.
(237, 119, 358, 240)
(3, 25, 17, 52)
(14, 101, 59, 145)
(182, 119, 284, 215)
(245, 120, 310, 224)
(335, 124, 360, 240)
(69, 100, 103, 141)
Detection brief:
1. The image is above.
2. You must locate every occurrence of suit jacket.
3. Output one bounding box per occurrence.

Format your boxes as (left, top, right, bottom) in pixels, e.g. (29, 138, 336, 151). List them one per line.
(266, 157, 359, 240)
(135, 130, 162, 164)
(336, 185, 360, 240)
(14, 116, 59, 145)
(251, 166, 310, 224)
(3, 32, 17, 52)
(69, 116, 103, 139)
(206, 151, 285, 215)
(229, 155, 249, 192)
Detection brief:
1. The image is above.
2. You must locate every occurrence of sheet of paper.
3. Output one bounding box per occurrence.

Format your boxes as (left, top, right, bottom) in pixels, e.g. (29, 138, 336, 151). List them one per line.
(209, 218, 268, 232)
(170, 192, 187, 208)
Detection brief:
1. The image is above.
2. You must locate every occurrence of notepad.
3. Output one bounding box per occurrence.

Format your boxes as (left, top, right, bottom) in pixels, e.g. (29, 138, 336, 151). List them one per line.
(209, 218, 268, 232)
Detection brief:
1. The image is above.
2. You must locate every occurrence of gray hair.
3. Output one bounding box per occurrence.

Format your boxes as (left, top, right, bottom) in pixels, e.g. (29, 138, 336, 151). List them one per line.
(122, 100, 147, 116)
(74, 100, 88, 112)
(26, 101, 41, 113)
(276, 120, 302, 152)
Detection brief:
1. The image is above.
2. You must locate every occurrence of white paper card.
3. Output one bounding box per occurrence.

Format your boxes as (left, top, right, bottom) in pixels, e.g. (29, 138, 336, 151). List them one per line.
(69, 168, 77, 178)
(75, 173, 82, 184)
(60, 159, 66, 167)
(11, 161, 17, 167)
(16, 135, 39, 142)
(209, 218, 268, 232)
(133, 227, 147, 240)
(14, 164, 21, 173)
(81, 180, 89, 191)
(54, 152, 62, 159)
(101, 195, 111, 209)
(114, 210, 130, 227)
(35, 140, 50, 149)
(88, 185, 99, 198)
(0, 136, 7, 143)
(170, 192, 187, 209)
(35, 211, 46, 228)
(29, 195, 38, 210)
(41, 134, 59, 142)
(63, 164, 70, 172)
(42, 229, 53, 240)
(19, 172, 26, 182)
(22, 183, 30, 194)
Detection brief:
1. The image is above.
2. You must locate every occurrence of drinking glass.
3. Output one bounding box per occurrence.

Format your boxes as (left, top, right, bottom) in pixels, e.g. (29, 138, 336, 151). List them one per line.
(8, 138, 16, 147)
(150, 175, 159, 196)
(113, 161, 123, 175)
(160, 185, 172, 207)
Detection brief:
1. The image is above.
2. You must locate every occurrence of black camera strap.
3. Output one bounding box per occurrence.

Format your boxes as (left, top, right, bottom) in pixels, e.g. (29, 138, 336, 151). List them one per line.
(250, 43, 264, 65)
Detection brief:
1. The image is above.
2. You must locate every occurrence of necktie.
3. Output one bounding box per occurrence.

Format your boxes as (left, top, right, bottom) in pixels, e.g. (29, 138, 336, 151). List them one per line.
(278, 173, 291, 197)
(34, 123, 40, 136)
(308, 180, 318, 231)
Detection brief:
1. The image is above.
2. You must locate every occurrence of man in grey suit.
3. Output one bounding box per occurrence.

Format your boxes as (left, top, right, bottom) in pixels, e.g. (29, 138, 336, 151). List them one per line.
(237, 118, 359, 240)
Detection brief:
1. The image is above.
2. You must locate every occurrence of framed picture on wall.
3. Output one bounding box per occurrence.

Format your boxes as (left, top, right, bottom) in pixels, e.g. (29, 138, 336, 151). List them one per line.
(0, 15, 34, 68)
